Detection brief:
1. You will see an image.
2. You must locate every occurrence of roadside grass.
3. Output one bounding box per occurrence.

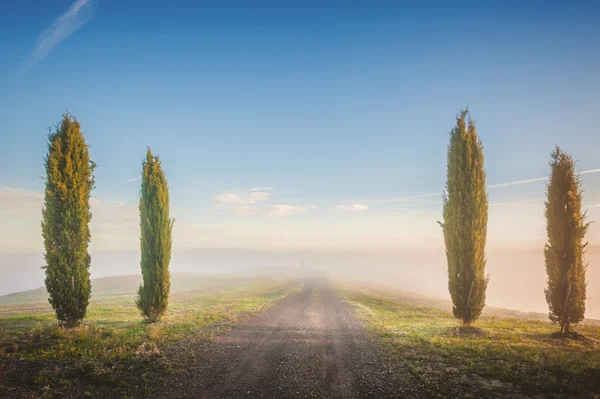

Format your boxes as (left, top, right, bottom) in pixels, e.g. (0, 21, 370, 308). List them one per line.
(0, 275, 301, 398)
(341, 285, 600, 398)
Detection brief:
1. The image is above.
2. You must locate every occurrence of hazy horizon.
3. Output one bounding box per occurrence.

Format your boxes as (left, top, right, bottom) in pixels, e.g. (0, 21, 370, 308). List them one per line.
(3, 245, 599, 320)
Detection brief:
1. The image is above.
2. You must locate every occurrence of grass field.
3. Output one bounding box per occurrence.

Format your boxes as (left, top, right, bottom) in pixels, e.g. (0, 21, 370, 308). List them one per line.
(341, 283, 600, 398)
(0, 274, 301, 398)
(3, 276, 599, 398)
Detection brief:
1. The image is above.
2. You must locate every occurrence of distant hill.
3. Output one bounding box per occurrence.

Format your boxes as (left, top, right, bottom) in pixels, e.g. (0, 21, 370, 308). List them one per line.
(0, 273, 269, 306)
(0, 248, 310, 296)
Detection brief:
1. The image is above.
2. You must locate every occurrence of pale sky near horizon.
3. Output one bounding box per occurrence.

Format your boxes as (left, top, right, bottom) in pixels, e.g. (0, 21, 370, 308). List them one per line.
(1, 0, 600, 253)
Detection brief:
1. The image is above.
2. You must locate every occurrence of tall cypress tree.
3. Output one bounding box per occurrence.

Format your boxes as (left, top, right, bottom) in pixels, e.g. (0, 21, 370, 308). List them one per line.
(441, 109, 489, 326)
(136, 148, 173, 322)
(544, 147, 589, 335)
(42, 113, 95, 328)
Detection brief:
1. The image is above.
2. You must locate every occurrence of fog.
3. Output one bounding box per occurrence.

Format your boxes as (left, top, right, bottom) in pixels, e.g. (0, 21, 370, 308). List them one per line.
(1, 246, 598, 319)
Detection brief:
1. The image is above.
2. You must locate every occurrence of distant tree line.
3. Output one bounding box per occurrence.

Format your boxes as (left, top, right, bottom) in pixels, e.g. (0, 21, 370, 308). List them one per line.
(41, 111, 590, 335)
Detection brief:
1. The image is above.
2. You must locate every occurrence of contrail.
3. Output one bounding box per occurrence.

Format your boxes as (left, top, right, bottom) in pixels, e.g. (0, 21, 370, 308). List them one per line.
(489, 168, 600, 188)
(23, 0, 96, 72)
(581, 168, 600, 175)
(362, 168, 600, 205)
(125, 176, 142, 183)
(488, 177, 547, 188)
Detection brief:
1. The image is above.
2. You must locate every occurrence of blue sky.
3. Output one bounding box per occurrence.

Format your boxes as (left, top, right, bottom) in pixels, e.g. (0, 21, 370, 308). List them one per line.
(1, 0, 600, 252)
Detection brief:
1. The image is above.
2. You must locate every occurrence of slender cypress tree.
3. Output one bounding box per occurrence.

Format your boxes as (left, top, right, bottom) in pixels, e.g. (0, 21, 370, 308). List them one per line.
(544, 147, 589, 335)
(136, 148, 173, 322)
(42, 113, 95, 328)
(441, 109, 489, 326)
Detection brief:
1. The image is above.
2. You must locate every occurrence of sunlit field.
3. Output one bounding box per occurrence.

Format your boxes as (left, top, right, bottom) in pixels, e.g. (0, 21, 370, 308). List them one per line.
(0, 274, 301, 398)
(3, 276, 600, 398)
(341, 284, 600, 398)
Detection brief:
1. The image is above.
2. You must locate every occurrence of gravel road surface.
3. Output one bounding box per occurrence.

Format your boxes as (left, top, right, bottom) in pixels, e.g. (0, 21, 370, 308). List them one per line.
(159, 277, 425, 398)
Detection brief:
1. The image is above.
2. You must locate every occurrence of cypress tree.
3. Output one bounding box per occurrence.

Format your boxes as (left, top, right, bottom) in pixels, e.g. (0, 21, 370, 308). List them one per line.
(42, 113, 95, 328)
(441, 109, 489, 326)
(544, 147, 589, 335)
(136, 148, 173, 322)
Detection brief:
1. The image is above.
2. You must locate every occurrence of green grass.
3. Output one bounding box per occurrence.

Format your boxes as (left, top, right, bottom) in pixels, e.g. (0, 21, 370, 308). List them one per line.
(0, 273, 258, 305)
(341, 284, 600, 397)
(0, 274, 301, 398)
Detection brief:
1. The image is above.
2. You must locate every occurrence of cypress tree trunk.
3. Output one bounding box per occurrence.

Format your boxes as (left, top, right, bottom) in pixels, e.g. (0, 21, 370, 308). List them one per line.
(136, 148, 174, 322)
(441, 109, 489, 326)
(42, 114, 95, 328)
(544, 147, 589, 335)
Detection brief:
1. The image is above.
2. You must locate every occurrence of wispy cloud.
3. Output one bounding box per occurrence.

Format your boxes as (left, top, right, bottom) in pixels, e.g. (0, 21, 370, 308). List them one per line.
(213, 188, 272, 205)
(330, 204, 369, 212)
(23, 0, 96, 72)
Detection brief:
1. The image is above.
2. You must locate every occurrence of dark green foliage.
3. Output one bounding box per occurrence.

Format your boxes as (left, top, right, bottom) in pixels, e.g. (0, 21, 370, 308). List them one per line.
(136, 148, 174, 322)
(441, 109, 489, 326)
(544, 147, 589, 334)
(42, 113, 95, 328)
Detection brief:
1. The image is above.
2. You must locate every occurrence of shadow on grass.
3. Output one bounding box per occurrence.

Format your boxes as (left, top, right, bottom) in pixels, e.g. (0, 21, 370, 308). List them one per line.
(548, 330, 580, 339)
(444, 325, 487, 337)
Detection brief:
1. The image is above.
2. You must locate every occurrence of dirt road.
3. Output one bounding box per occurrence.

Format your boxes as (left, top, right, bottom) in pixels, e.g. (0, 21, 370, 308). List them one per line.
(160, 277, 424, 398)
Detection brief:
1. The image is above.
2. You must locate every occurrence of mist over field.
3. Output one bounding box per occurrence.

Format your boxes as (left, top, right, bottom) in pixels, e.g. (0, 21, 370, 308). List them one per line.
(3, 246, 599, 319)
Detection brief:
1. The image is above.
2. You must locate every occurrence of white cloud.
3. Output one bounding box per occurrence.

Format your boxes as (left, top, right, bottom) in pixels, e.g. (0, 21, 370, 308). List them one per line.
(214, 188, 310, 217)
(213, 188, 272, 205)
(330, 204, 369, 212)
(23, 0, 96, 72)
